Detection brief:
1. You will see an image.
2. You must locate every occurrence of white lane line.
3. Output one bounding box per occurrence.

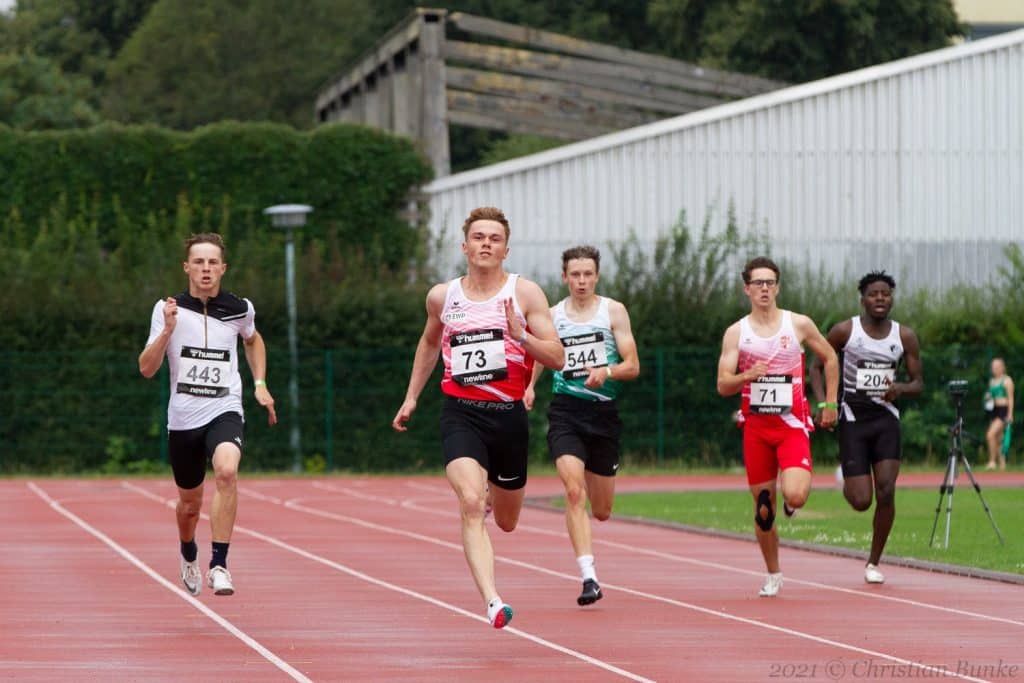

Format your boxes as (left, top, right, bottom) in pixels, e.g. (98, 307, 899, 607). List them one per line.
(326, 482, 1024, 629)
(26, 482, 312, 683)
(310, 481, 399, 505)
(120, 482, 652, 683)
(239, 487, 282, 505)
(254, 481, 994, 682)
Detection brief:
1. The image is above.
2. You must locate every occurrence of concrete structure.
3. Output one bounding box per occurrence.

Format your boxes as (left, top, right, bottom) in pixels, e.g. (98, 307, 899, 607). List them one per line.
(423, 29, 1024, 292)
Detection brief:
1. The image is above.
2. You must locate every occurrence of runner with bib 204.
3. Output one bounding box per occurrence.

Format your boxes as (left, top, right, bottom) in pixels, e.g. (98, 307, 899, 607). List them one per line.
(525, 245, 639, 607)
(392, 207, 563, 629)
(810, 270, 923, 585)
(716, 256, 839, 598)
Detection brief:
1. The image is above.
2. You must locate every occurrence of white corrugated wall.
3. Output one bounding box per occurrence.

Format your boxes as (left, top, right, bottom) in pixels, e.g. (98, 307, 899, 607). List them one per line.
(424, 30, 1024, 290)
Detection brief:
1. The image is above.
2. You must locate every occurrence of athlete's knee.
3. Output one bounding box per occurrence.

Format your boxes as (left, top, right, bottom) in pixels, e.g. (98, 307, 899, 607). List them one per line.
(590, 498, 612, 521)
(783, 490, 809, 509)
(563, 481, 587, 510)
(458, 490, 487, 521)
(213, 464, 237, 491)
(494, 512, 518, 533)
(177, 497, 202, 518)
(754, 489, 775, 532)
(874, 482, 896, 508)
(845, 489, 873, 511)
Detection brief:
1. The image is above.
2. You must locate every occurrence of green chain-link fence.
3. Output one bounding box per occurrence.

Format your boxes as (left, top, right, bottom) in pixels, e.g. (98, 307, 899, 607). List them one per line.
(0, 347, 1018, 474)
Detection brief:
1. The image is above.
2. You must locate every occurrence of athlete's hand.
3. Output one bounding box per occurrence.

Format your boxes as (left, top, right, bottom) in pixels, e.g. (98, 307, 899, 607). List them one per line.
(744, 361, 769, 382)
(523, 386, 536, 410)
(163, 297, 178, 333)
(503, 298, 525, 343)
(818, 406, 838, 430)
(882, 384, 903, 403)
(583, 366, 608, 389)
(256, 384, 277, 425)
(392, 399, 416, 432)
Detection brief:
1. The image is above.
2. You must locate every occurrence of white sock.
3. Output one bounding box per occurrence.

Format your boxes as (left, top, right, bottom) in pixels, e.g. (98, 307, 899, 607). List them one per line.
(576, 554, 597, 582)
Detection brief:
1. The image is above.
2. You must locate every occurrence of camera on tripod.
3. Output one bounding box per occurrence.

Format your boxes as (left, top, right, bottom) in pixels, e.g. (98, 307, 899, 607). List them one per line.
(947, 379, 969, 397)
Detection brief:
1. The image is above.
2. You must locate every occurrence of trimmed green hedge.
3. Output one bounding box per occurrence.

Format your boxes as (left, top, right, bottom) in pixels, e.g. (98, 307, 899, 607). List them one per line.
(0, 121, 432, 264)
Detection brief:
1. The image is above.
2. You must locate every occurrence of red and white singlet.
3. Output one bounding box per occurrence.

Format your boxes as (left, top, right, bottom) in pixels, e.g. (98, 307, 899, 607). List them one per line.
(440, 274, 533, 402)
(737, 310, 812, 432)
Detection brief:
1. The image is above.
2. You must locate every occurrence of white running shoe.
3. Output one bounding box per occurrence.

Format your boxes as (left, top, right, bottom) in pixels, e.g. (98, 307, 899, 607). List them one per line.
(759, 572, 783, 597)
(207, 566, 235, 596)
(180, 557, 201, 596)
(864, 563, 885, 584)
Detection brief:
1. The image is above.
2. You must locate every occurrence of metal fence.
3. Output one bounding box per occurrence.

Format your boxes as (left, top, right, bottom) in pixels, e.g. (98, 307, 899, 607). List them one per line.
(0, 347, 1018, 474)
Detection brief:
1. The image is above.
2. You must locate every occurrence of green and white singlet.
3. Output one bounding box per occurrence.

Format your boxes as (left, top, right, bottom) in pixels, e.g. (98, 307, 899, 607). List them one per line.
(551, 296, 622, 402)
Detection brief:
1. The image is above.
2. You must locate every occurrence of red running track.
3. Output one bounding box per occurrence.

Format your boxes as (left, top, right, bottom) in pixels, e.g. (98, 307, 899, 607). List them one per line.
(2, 474, 1022, 682)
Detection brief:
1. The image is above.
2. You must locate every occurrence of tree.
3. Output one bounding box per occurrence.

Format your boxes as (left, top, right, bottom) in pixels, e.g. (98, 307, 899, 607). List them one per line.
(103, 0, 389, 129)
(651, 0, 963, 83)
(0, 50, 99, 129)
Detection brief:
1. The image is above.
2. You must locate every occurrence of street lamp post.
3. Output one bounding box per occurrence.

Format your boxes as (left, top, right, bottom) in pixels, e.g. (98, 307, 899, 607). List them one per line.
(263, 204, 312, 471)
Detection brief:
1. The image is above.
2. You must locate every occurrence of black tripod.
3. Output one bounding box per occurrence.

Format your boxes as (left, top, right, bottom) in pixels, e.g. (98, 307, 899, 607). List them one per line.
(929, 389, 1004, 548)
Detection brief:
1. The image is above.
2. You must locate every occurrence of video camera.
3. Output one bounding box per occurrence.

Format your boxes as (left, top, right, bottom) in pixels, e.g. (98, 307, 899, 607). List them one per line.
(947, 379, 969, 397)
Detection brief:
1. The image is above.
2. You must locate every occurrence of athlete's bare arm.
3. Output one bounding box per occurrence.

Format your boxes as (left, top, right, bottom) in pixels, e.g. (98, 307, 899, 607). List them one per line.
(810, 320, 852, 405)
(138, 297, 177, 378)
(880, 325, 925, 403)
(716, 321, 768, 396)
(794, 313, 839, 428)
(510, 278, 563, 371)
(583, 299, 639, 389)
(523, 304, 556, 411)
(999, 374, 1007, 421)
(243, 330, 277, 425)
(392, 283, 447, 431)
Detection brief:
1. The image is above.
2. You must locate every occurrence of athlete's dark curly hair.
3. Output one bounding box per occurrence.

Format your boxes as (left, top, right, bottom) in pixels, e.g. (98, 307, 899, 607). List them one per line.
(858, 270, 896, 295)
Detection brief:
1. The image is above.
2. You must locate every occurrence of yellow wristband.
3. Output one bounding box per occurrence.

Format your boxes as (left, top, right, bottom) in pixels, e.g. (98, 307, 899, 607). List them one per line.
(605, 366, 613, 379)
(254, 379, 266, 387)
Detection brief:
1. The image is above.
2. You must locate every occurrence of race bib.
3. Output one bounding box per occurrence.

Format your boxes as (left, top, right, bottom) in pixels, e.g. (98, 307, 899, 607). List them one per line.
(177, 346, 230, 398)
(561, 331, 608, 380)
(749, 374, 793, 414)
(450, 329, 508, 386)
(855, 360, 896, 397)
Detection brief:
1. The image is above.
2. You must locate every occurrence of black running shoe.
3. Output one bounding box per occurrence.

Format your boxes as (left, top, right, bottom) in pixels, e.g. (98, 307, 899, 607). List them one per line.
(577, 579, 603, 606)
(783, 502, 796, 518)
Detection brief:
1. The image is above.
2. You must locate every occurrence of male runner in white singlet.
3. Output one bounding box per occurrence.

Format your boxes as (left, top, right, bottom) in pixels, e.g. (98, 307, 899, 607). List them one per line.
(717, 256, 839, 597)
(810, 271, 923, 584)
(525, 245, 639, 606)
(139, 233, 277, 597)
(392, 207, 563, 628)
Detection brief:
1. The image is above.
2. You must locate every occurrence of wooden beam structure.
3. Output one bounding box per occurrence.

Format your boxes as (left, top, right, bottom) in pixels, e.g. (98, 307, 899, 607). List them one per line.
(314, 8, 786, 177)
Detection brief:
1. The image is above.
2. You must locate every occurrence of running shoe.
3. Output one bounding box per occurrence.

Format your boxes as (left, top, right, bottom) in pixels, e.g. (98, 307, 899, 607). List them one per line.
(207, 566, 235, 596)
(758, 572, 783, 597)
(180, 557, 201, 596)
(488, 602, 513, 629)
(577, 579, 603, 606)
(783, 502, 796, 518)
(864, 563, 885, 584)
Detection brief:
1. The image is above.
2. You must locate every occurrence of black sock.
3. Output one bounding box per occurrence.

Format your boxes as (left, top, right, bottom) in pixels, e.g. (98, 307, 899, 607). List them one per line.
(180, 539, 198, 563)
(210, 541, 230, 569)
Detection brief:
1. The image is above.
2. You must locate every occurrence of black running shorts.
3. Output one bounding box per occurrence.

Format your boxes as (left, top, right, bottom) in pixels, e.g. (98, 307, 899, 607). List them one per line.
(440, 396, 529, 490)
(167, 411, 244, 490)
(546, 393, 622, 477)
(838, 413, 901, 478)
